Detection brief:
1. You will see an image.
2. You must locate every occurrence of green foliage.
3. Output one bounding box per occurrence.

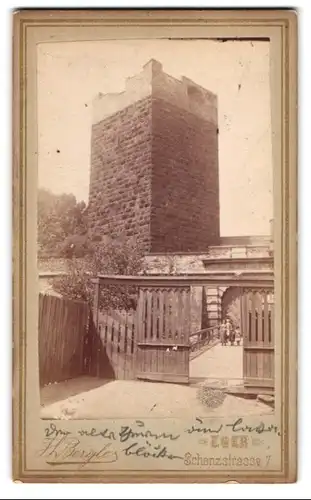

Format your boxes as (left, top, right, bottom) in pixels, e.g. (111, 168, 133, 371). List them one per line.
(51, 237, 145, 311)
(224, 298, 241, 328)
(58, 234, 92, 259)
(38, 188, 88, 258)
(39, 188, 145, 310)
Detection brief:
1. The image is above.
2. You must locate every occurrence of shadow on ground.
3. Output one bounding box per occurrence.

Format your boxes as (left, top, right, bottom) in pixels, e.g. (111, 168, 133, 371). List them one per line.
(40, 376, 113, 407)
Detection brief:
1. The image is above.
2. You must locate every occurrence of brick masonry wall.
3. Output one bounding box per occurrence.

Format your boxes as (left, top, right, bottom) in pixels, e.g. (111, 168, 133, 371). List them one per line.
(88, 96, 152, 252)
(89, 96, 220, 253)
(151, 97, 220, 252)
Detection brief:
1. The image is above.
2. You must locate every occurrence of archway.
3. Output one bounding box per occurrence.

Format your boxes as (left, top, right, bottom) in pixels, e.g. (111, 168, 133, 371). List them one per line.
(221, 287, 242, 328)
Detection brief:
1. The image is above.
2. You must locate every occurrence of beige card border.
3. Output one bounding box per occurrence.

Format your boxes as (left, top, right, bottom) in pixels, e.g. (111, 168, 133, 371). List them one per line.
(12, 9, 298, 483)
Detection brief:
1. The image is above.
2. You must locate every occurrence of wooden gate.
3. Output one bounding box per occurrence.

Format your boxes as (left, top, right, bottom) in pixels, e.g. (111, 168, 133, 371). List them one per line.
(240, 288, 274, 391)
(94, 274, 274, 388)
(136, 285, 191, 383)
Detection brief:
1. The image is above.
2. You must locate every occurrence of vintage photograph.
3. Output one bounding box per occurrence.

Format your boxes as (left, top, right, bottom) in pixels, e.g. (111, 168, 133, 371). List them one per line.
(37, 38, 275, 420)
(13, 9, 297, 483)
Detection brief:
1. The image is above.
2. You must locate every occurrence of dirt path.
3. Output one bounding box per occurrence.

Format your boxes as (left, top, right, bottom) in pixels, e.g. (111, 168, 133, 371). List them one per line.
(190, 343, 243, 384)
(41, 378, 273, 420)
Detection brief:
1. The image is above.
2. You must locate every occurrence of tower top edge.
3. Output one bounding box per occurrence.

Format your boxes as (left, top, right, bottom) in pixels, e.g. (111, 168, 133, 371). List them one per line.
(92, 59, 218, 125)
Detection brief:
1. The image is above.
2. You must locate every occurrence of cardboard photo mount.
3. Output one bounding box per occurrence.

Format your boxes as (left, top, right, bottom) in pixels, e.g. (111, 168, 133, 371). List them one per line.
(12, 9, 298, 483)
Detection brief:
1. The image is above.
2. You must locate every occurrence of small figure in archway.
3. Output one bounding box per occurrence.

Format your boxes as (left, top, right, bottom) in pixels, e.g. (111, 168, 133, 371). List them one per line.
(220, 321, 227, 346)
(235, 326, 241, 346)
(225, 318, 232, 345)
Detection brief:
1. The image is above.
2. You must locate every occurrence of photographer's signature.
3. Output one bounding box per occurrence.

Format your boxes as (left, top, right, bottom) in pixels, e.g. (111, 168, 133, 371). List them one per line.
(39, 435, 118, 468)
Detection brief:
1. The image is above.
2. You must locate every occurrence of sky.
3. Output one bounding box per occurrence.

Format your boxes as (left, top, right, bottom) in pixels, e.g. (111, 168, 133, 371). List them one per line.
(37, 39, 273, 237)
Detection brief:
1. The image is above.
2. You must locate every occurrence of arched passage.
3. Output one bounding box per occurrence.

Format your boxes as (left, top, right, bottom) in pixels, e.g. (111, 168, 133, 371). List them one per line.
(221, 287, 242, 328)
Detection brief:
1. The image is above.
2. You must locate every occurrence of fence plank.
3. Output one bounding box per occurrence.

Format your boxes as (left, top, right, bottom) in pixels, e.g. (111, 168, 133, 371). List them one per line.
(251, 291, 256, 345)
(263, 293, 269, 345)
(270, 299, 274, 345)
(119, 320, 126, 380)
(152, 290, 158, 341)
(130, 314, 136, 379)
(38, 294, 90, 387)
(176, 289, 183, 344)
(136, 291, 144, 375)
(146, 290, 152, 342)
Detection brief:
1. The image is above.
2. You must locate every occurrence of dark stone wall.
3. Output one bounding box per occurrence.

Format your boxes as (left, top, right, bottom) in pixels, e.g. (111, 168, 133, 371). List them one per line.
(88, 97, 152, 251)
(88, 93, 220, 253)
(151, 97, 220, 252)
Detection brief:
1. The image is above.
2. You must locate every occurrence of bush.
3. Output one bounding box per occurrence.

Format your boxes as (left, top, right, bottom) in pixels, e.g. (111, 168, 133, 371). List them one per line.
(58, 234, 91, 259)
(51, 236, 145, 312)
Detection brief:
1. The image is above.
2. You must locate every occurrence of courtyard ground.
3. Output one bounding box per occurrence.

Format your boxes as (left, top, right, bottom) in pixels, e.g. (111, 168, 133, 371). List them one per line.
(190, 343, 243, 385)
(40, 342, 272, 420)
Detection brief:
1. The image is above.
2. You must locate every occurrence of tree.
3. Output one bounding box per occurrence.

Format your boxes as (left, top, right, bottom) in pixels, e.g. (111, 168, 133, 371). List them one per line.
(222, 288, 241, 328)
(51, 236, 145, 311)
(58, 233, 91, 259)
(37, 188, 88, 258)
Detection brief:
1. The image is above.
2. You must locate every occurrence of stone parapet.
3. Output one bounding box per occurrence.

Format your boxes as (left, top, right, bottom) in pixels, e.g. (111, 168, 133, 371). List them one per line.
(92, 59, 217, 126)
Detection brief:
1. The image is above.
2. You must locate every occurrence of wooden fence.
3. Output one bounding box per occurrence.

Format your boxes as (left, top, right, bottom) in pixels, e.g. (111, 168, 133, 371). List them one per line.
(94, 310, 137, 380)
(241, 290, 274, 390)
(38, 294, 91, 386)
(39, 293, 137, 385)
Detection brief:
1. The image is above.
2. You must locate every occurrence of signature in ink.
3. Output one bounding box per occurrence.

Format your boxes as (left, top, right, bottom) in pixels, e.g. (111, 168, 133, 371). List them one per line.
(226, 418, 281, 436)
(119, 420, 180, 443)
(185, 417, 281, 437)
(122, 441, 183, 461)
(185, 417, 223, 435)
(39, 435, 118, 468)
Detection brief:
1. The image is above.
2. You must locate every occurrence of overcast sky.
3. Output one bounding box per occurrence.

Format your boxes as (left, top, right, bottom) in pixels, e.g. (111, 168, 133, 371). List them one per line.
(37, 39, 273, 237)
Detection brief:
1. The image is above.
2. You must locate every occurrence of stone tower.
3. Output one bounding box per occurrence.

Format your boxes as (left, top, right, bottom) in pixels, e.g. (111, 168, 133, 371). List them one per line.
(88, 59, 220, 252)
